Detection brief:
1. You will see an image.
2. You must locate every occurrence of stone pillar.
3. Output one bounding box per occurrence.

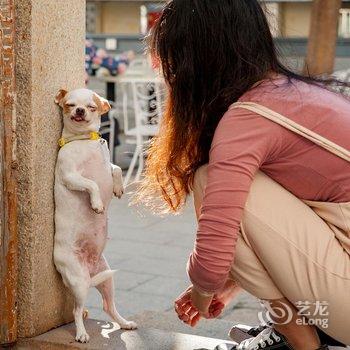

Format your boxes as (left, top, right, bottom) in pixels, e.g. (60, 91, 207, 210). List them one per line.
(15, 0, 86, 338)
(304, 0, 342, 75)
(0, 0, 18, 345)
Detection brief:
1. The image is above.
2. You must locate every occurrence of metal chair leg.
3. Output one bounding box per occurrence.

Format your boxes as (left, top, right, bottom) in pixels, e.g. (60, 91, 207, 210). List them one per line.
(135, 147, 144, 182)
(124, 145, 141, 187)
(109, 117, 115, 162)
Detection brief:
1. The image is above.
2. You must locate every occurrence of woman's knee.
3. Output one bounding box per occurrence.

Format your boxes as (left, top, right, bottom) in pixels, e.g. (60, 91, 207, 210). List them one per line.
(230, 233, 284, 300)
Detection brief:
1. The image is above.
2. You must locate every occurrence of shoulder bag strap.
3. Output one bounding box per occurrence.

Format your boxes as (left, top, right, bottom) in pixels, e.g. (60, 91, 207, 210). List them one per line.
(230, 102, 350, 163)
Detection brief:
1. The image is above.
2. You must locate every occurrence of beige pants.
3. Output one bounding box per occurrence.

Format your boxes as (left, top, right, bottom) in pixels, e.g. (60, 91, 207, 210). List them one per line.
(193, 167, 350, 344)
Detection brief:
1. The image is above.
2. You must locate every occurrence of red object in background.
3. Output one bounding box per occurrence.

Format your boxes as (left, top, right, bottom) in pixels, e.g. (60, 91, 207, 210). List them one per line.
(146, 5, 163, 69)
(147, 10, 162, 31)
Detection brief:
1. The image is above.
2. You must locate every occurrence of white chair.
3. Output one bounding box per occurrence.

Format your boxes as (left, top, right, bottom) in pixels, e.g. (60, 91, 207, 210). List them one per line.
(333, 69, 350, 95)
(128, 58, 149, 70)
(334, 69, 350, 81)
(124, 57, 155, 78)
(100, 100, 117, 161)
(118, 77, 165, 186)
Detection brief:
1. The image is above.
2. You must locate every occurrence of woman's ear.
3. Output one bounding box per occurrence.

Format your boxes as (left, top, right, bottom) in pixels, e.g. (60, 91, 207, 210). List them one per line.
(93, 93, 111, 115)
(55, 89, 68, 106)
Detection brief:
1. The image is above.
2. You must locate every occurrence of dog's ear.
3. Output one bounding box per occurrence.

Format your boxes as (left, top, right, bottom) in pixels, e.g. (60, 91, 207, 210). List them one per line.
(55, 89, 68, 106)
(100, 97, 111, 115)
(93, 93, 111, 115)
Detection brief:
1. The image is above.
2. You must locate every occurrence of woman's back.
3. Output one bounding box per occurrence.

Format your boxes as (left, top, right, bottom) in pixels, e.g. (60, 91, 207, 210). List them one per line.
(219, 77, 350, 203)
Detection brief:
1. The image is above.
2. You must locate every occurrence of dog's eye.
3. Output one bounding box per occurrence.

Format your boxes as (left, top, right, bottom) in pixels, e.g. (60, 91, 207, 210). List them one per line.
(66, 103, 76, 107)
(88, 106, 97, 111)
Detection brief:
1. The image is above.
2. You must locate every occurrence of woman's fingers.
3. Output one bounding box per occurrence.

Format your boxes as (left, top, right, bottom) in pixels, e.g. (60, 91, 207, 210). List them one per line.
(175, 302, 197, 316)
(178, 313, 188, 322)
(186, 306, 198, 320)
(178, 306, 195, 320)
(177, 305, 201, 326)
(210, 307, 223, 318)
(209, 300, 225, 312)
(175, 300, 192, 316)
(175, 298, 190, 310)
(174, 287, 193, 313)
(175, 294, 190, 309)
(190, 313, 201, 327)
(197, 300, 222, 319)
(207, 300, 225, 318)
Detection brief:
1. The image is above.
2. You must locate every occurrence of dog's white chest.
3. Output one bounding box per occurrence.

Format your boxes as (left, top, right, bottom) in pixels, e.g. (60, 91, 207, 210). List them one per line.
(56, 139, 114, 204)
(80, 140, 113, 194)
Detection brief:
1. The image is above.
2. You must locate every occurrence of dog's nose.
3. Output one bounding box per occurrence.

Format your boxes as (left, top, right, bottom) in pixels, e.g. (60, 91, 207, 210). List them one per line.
(76, 108, 85, 116)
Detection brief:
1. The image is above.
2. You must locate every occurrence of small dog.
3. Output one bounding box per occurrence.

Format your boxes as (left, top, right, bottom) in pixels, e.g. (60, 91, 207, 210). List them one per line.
(54, 88, 137, 343)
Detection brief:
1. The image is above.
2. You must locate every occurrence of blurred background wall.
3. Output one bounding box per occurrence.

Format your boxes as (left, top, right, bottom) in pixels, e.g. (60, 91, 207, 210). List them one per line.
(85, 0, 350, 58)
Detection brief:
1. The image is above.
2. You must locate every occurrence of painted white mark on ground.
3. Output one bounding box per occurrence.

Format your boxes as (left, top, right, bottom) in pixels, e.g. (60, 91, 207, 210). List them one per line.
(100, 322, 121, 339)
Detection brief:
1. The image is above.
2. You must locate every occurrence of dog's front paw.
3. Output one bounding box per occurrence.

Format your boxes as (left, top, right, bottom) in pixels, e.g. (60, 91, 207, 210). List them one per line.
(113, 184, 124, 199)
(91, 199, 104, 214)
(120, 320, 138, 330)
(76, 331, 90, 343)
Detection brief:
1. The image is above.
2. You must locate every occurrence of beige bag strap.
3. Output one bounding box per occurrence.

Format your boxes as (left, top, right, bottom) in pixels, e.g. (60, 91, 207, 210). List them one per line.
(230, 102, 350, 163)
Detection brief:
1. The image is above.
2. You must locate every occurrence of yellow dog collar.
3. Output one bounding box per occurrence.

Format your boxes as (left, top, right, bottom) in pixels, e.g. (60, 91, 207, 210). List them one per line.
(58, 132, 101, 148)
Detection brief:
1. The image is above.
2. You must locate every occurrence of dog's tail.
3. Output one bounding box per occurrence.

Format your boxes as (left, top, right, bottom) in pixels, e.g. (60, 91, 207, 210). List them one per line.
(90, 269, 117, 287)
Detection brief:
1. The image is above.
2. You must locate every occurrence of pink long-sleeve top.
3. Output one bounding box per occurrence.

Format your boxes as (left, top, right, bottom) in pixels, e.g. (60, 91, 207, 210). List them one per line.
(187, 76, 350, 294)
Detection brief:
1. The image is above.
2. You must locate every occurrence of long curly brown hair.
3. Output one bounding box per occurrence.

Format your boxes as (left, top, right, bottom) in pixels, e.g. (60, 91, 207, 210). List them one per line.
(135, 0, 347, 213)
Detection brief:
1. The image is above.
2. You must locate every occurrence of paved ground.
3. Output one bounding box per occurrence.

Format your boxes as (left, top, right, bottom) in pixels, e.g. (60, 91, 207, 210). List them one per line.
(19, 319, 230, 350)
(85, 188, 261, 339)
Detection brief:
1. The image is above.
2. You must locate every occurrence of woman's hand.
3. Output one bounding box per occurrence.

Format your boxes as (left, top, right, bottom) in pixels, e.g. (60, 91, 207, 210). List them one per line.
(174, 280, 241, 327)
(209, 279, 241, 318)
(174, 286, 224, 327)
(216, 279, 241, 305)
(174, 286, 201, 327)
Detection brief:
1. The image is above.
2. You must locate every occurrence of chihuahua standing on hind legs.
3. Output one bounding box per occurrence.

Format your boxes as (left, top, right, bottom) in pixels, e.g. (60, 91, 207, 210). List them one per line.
(54, 88, 137, 343)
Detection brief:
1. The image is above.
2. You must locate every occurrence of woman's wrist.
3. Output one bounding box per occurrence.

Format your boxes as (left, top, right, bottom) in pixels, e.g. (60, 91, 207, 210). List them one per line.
(192, 285, 215, 298)
(191, 287, 213, 313)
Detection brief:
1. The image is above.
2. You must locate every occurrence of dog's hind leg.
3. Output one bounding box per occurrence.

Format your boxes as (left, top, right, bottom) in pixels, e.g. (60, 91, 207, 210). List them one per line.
(72, 279, 90, 343)
(55, 250, 91, 342)
(94, 255, 137, 330)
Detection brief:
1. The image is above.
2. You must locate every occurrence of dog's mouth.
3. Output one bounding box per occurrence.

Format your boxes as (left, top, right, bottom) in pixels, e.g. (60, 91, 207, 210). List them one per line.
(71, 115, 86, 122)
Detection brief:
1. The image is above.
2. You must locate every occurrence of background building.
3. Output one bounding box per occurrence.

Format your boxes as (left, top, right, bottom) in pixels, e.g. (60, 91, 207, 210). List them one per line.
(266, 0, 350, 38)
(86, 0, 350, 37)
(86, 0, 350, 61)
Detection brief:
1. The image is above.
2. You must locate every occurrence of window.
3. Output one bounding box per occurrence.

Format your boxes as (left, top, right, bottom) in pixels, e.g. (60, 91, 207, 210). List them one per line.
(86, 1, 97, 34)
(339, 9, 350, 38)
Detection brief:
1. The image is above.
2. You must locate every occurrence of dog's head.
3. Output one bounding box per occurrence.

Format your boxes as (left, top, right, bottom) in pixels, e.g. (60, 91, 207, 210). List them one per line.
(55, 88, 111, 134)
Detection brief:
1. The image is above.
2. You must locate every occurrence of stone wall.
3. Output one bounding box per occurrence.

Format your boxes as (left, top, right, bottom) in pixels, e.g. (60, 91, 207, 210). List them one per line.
(281, 2, 312, 38)
(99, 1, 143, 34)
(15, 0, 86, 338)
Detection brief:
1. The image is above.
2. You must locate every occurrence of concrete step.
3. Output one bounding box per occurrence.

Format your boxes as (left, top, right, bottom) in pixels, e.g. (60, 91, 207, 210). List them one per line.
(14, 313, 349, 350)
(16, 318, 229, 350)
